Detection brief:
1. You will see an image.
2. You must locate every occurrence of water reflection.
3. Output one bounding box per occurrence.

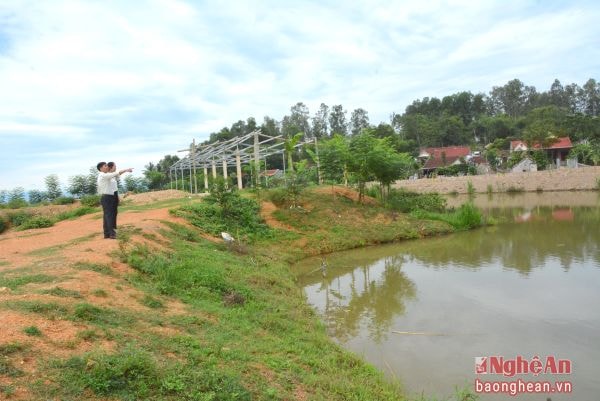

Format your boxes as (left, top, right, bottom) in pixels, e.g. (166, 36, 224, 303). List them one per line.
(392, 206, 600, 274)
(297, 197, 600, 400)
(305, 256, 416, 342)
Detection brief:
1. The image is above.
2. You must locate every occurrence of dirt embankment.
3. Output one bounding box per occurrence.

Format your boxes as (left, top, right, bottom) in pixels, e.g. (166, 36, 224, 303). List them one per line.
(393, 166, 600, 194)
(0, 191, 193, 400)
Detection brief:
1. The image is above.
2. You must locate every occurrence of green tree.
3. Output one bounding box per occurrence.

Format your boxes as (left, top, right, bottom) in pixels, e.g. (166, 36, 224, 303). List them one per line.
(320, 134, 350, 185)
(28, 189, 47, 204)
(124, 176, 147, 193)
(507, 151, 525, 169)
(522, 106, 567, 148)
(349, 108, 370, 136)
(44, 174, 62, 201)
(329, 104, 348, 136)
(144, 170, 166, 190)
(0, 189, 8, 205)
(290, 102, 311, 137)
(531, 149, 549, 170)
(581, 78, 600, 116)
(368, 139, 415, 201)
(284, 133, 303, 173)
(569, 142, 600, 165)
(485, 149, 499, 171)
(489, 79, 538, 118)
(8, 187, 27, 208)
(348, 132, 378, 201)
(86, 167, 98, 195)
(68, 175, 89, 197)
(312, 103, 329, 138)
(261, 116, 280, 138)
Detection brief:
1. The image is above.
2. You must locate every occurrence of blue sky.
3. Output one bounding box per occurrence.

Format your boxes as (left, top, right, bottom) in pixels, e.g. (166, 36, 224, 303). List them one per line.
(1, 0, 599, 191)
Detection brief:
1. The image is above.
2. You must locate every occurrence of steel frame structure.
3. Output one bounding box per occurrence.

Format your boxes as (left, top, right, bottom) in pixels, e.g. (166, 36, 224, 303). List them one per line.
(169, 130, 316, 193)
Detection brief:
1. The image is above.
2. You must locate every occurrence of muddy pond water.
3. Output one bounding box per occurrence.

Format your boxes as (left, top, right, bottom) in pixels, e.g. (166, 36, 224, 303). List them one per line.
(296, 191, 600, 400)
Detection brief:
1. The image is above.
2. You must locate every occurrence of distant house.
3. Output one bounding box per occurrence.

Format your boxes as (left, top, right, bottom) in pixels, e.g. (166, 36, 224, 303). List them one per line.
(511, 157, 537, 173)
(419, 146, 471, 175)
(260, 169, 283, 178)
(509, 137, 573, 167)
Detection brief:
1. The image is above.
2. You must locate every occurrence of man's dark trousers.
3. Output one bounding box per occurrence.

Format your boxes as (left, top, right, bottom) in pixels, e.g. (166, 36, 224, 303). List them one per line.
(101, 194, 118, 238)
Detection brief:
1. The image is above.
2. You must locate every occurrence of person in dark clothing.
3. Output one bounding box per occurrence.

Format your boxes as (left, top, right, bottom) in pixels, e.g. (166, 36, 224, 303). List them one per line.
(107, 162, 119, 230)
(96, 162, 133, 239)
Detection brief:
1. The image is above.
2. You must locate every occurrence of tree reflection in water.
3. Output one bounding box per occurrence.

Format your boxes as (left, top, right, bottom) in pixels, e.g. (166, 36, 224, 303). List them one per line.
(303, 255, 416, 343)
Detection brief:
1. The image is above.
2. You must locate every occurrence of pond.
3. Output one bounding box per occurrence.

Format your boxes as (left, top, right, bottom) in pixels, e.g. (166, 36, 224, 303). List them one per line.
(296, 192, 600, 400)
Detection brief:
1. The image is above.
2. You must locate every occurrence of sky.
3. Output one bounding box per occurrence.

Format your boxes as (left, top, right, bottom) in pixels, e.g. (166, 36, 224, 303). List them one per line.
(1, 0, 599, 191)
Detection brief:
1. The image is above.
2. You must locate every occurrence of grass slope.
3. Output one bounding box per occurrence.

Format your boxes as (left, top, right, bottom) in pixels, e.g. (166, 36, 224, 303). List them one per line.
(1, 188, 477, 401)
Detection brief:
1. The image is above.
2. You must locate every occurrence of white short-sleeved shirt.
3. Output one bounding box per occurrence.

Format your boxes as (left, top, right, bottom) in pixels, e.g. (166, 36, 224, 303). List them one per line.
(97, 172, 120, 195)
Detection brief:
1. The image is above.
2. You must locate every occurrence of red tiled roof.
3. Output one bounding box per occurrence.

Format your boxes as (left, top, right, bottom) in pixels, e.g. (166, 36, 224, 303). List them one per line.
(423, 156, 462, 170)
(261, 169, 281, 177)
(421, 146, 471, 159)
(420, 146, 471, 170)
(510, 137, 572, 151)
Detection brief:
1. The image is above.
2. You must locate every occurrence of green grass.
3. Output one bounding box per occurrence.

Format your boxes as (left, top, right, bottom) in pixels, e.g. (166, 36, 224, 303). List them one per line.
(506, 186, 525, 193)
(0, 343, 27, 356)
(76, 329, 101, 341)
(71, 303, 133, 327)
(23, 325, 43, 336)
(14, 188, 480, 401)
(92, 289, 108, 297)
(0, 357, 24, 377)
(141, 295, 164, 309)
(0, 343, 26, 379)
(119, 197, 193, 212)
(41, 286, 83, 298)
(0, 273, 55, 290)
(467, 181, 475, 196)
(412, 203, 484, 231)
(72, 261, 115, 276)
(55, 206, 97, 221)
(17, 216, 54, 230)
(25, 245, 63, 257)
(0, 383, 16, 397)
(3, 300, 69, 320)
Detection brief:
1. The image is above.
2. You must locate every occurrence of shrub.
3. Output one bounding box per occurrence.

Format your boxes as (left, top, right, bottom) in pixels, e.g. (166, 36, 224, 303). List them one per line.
(174, 181, 271, 239)
(19, 216, 54, 230)
(80, 194, 101, 207)
(412, 202, 483, 230)
(56, 206, 95, 221)
(467, 181, 475, 196)
(387, 189, 446, 213)
(7, 210, 33, 227)
(266, 188, 288, 207)
(506, 186, 524, 193)
(7, 199, 28, 209)
(365, 186, 381, 199)
(53, 196, 75, 205)
(23, 326, 42, 336)
(0, 217, 7, 234)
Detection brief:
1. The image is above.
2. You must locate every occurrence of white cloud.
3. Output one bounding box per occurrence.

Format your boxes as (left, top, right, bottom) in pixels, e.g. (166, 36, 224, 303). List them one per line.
(0, 0, 599, 189)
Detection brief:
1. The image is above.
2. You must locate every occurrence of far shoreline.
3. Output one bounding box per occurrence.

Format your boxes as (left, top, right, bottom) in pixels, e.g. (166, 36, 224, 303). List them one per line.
(393, 166, 600, 194)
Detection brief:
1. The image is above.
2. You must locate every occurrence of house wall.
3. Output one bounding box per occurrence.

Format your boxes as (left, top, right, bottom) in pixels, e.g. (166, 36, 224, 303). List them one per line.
(392, 166, 600, 194)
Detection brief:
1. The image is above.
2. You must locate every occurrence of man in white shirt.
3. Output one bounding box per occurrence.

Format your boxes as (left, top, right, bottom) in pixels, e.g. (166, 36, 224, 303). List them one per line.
(107, 162, 119, 230)
(96, 161, 133, 239)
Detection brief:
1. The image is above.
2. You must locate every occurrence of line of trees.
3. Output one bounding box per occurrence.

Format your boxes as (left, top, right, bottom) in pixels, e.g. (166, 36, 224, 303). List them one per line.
(3, 77, 600, 209)
(204, 78, 600, 153)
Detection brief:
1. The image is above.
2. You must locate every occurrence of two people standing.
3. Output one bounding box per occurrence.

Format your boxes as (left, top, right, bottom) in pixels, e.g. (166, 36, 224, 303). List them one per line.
(96, 162, 133, 239)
